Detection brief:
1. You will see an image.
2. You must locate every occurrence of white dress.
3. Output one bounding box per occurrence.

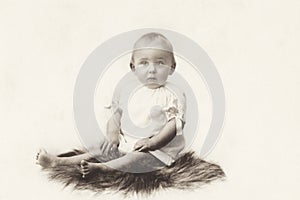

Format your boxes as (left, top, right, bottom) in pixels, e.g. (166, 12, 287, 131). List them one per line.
(109, 82, 186, 166)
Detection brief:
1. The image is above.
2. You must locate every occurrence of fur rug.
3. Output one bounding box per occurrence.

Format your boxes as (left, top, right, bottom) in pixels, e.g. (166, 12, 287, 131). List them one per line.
(42, 150, 225, 196)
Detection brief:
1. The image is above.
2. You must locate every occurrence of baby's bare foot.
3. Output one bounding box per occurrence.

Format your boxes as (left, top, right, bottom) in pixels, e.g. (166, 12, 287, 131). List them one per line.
(80, 160, 112, 178)
(36, 149, 59, 168)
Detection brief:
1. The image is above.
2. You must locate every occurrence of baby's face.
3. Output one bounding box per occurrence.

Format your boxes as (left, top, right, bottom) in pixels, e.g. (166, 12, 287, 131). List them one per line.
(132, 49, 174, 89)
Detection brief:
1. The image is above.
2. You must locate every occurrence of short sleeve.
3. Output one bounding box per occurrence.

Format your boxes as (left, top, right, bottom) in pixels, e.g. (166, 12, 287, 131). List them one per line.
(164, 90, 186, 135)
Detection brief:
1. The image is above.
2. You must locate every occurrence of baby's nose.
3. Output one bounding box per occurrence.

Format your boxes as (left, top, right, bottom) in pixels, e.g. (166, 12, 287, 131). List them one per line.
(148, 63, 157, 73)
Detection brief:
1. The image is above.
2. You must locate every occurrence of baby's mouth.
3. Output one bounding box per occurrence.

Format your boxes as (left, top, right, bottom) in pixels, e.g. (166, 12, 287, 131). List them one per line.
(147, 77, 157, 81)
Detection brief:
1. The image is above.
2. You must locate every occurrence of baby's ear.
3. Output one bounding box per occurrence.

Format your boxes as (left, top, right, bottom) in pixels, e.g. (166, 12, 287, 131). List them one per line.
(169, 63, 176, 75)
(130, 63, 135, 71)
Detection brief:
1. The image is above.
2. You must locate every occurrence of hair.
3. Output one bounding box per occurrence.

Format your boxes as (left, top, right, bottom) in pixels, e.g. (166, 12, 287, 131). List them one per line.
(130, 32, 176, 70)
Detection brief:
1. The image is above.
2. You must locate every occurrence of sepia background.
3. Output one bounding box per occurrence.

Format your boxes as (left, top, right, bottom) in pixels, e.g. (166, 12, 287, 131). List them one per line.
(0, 0, 299, 199)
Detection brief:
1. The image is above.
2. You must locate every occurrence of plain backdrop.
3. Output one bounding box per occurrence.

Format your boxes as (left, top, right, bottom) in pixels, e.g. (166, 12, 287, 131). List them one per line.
(0, 0, 299, 200)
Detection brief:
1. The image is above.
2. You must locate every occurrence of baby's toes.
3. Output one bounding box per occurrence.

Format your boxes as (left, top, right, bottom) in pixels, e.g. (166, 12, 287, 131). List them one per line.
(81, 168, 89, 178)
(36, 149, 42, 158)
(35, 149, 43, 163)
(81, 160, 88, 167)
(80, 160, 90, 178)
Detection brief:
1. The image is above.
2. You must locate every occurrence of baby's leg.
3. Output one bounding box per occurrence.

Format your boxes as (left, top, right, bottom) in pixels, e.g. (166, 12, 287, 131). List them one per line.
(104, 151, 166, 173)
(36, 141, 122, 168)
(36, 149, 94, 168)
(81, 151, 166, 176)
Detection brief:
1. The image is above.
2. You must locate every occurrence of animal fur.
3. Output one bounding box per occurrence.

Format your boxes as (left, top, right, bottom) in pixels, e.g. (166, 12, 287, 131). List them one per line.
(42, 150, 225, 196)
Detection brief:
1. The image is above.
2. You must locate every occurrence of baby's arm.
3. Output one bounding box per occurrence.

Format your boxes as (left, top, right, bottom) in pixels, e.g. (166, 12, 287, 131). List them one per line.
(134, 118, 176, 151)
(106, 112, 122, 146)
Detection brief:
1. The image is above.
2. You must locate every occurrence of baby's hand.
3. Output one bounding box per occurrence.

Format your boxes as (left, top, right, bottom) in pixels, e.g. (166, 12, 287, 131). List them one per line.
(134, 138, 151, 152)
(98, 140, 121, 160)
(107, 134, 120, 147)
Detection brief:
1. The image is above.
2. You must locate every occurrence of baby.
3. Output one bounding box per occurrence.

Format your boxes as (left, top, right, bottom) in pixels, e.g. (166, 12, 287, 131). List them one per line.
(36, 32, 186, 175)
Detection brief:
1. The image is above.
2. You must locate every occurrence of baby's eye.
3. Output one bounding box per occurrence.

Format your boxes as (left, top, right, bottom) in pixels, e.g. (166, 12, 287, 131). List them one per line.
(157, 61, 165, 65)
(139, 61, 149, 66)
